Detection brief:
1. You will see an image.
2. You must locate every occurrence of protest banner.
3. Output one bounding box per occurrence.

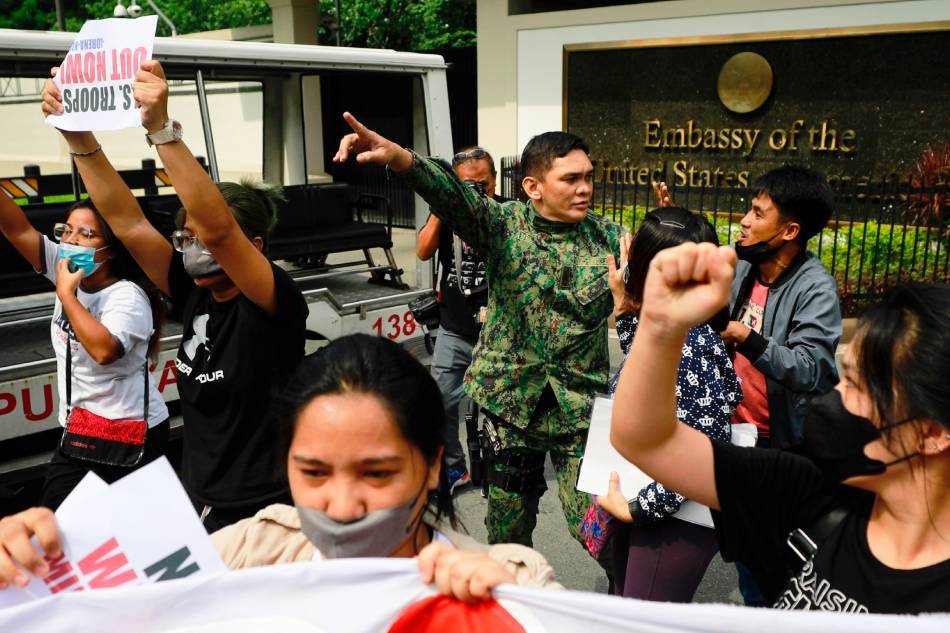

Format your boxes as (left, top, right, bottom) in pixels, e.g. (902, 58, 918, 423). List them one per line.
(45, 16, 158, 132)
(1, 557, 948, 632)
(0, 458, 225, 611)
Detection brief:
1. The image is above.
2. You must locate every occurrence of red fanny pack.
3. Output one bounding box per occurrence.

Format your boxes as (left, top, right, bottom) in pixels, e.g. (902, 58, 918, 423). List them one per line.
(60, 343, 148, 468)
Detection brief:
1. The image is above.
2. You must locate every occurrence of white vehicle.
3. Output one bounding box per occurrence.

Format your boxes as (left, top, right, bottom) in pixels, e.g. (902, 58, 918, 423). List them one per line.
(0, 28, 450, 496)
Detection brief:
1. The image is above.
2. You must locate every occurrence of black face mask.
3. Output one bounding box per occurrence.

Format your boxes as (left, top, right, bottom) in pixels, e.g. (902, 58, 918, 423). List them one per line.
(801, 390, 917, 483)
(734, 226, 787, 265)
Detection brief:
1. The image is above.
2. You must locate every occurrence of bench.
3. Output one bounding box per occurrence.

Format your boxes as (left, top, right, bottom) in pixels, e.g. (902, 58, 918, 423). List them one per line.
(269, 182, 405, 287)
(0, 180, 404, 299)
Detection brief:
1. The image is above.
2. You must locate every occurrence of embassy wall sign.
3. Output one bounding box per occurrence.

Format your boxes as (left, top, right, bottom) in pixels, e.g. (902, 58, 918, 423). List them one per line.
(563, 23, 950, 189)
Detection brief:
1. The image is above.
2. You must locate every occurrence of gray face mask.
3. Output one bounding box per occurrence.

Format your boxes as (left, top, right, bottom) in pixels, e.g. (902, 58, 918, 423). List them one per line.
(296, 490, 425, 559)
(182, 247, 223, 278)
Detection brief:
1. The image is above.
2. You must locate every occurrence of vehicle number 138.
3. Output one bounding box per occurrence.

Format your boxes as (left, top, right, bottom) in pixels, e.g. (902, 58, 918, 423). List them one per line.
(371, 311, 417, 340)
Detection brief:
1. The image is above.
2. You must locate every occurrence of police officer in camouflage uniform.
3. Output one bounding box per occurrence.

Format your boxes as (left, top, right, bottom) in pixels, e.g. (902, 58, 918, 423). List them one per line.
(335, 113, 622, 549)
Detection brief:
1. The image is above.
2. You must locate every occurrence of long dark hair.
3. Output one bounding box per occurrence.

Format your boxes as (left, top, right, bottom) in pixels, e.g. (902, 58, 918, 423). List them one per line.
(625, 206, 719, 305)
(277, 334, 458, 529)
(854, 282, 950, 432)
(68, 199, 165, 358)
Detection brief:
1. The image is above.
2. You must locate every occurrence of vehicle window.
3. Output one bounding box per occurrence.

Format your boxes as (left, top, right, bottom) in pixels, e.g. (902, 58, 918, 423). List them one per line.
(204, 79, 264, 182)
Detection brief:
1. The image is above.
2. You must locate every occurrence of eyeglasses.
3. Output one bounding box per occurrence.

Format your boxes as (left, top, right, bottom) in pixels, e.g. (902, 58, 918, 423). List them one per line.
(53, 223, 105, 242)
(170, 230, 210, 253)
(452, 148, 487, 164)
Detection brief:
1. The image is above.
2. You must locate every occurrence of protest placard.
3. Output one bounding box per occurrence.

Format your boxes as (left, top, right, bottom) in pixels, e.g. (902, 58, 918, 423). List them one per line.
(577, 397, 757, 528)
(0, 457, 225, 611)
(45, 16, 158, 132)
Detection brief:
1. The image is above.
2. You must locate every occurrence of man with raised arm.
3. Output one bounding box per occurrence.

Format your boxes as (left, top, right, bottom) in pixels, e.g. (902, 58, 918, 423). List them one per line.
(336, 114, 623, 549)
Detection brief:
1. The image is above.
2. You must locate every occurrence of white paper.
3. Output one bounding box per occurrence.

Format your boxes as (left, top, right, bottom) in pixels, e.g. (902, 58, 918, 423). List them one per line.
(577, 397, 757, 529)
(576, 396, 653, 501)
(45, 16, 158, 132)
(0, 457, 225, 609)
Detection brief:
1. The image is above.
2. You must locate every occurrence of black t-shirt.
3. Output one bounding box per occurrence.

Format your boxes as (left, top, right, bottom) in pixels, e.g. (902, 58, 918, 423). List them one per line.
(712, 440, 950, 614)
(434, 193, 508, 340)
(168, 253, 307, 507)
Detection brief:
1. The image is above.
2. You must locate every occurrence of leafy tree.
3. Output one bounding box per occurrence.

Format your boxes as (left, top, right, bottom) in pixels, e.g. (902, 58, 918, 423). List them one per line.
(319, 0, 475, 50)
(0, 0, 475, 51)
(1, 0, 277, 36)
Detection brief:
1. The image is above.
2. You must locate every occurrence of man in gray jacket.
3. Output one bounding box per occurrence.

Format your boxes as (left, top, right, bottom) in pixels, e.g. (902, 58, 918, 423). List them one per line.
(720, 165, 842, 451)
(720, 165, 842, 607)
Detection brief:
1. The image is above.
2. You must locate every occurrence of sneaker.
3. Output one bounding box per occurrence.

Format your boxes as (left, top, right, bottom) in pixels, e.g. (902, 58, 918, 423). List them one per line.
(445, 468, 471, 495)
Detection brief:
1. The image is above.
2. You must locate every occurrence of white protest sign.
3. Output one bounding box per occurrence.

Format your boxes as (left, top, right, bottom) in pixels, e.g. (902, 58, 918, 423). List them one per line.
(577, 396, 744, 529)
(45, 16, 158, 132)
(0, 457, 225, 610)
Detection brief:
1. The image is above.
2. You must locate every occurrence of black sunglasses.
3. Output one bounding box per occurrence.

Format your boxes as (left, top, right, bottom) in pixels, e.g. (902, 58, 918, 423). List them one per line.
(452, 148, 487, 164)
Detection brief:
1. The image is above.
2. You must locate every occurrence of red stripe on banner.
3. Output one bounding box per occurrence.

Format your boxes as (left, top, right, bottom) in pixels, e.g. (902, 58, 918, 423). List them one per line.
(68, 408, 146, 445)
(387, 595, 526, 633)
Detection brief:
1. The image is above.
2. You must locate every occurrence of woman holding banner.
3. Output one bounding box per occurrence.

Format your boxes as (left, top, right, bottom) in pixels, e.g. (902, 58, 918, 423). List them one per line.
(609, 240, 950, 614)
(0, 334, 559, 602)
(0, 194, 168, 510)
(39, 61, 308, 531)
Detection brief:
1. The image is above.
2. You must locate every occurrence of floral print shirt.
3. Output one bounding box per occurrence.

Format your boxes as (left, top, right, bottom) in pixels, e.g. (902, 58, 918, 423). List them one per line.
(609, 314, 742, 523)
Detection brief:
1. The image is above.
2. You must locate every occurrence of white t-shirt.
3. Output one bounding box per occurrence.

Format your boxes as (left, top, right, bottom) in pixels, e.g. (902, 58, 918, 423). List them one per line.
(40, 235, 168, 427)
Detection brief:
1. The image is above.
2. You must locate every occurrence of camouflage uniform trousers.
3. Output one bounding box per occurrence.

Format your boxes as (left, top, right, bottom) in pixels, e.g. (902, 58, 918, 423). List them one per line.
(484, 390, 590, 550)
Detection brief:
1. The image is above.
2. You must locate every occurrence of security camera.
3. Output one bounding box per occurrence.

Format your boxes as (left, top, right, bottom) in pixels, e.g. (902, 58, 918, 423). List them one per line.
(127, 1, 143, 17)
(113, 0, 128, 17)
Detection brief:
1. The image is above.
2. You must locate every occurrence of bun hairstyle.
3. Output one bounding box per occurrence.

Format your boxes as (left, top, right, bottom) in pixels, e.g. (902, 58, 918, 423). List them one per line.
(174, 179, 284, 251)
(217, 179, 284, 250)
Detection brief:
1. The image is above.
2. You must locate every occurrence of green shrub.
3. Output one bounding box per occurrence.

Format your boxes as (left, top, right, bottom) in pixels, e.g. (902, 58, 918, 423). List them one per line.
(592, 206, 949, 316)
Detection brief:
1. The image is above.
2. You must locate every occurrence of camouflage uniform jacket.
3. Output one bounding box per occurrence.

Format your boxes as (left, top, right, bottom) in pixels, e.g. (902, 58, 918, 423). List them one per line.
(404, 152, 623, 430)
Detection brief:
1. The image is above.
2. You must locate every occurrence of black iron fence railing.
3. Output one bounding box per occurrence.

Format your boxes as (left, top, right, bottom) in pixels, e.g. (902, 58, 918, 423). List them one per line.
(500, 155, 949, 316)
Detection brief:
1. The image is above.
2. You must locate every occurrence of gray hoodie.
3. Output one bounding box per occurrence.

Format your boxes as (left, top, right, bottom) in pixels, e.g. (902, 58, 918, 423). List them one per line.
(730, 251, 842, 449)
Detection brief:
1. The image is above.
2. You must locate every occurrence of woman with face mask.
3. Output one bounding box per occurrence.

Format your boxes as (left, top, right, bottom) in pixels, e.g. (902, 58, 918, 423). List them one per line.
(609, 240, 950, 614)
(40, 61, 308, 531)
(0, 335, 559, 602)
(0, 195, 169, 509)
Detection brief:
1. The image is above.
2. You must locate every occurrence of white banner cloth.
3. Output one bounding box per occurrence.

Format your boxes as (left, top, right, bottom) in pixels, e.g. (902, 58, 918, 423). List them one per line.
(45, 16, 158, 131)
(1, 557, 948, 632)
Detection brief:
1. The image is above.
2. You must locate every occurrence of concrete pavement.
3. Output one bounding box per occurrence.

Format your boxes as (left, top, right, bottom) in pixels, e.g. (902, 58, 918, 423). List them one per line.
(385, 227, 741, 601)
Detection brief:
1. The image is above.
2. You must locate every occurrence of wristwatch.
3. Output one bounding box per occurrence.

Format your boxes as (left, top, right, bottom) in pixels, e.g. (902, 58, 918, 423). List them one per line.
(146, 119, 182, 147)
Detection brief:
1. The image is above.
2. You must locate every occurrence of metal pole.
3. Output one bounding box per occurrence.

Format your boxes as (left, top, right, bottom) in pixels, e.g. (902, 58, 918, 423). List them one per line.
(335, 0, 342, 46)
(145, 0, 177, 36)
(194, 70, 220, 182)
(54, 0, 66, 31)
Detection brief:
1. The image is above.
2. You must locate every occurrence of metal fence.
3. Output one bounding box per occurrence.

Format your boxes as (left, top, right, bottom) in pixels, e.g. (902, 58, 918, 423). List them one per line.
(500, 156, 949, 316)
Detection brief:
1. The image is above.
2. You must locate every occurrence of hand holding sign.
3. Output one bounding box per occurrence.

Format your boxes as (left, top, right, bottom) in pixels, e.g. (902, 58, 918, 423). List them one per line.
(0, 508, 61, 589)
(132, 60, 169, 134)
(45, 16, 158, 132)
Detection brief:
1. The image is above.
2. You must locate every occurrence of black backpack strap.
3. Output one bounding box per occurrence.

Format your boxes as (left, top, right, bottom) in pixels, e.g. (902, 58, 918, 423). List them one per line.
(730, 264, 758, 321)
(65, 341, 72, 409)
(786, 505, 850, 563)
